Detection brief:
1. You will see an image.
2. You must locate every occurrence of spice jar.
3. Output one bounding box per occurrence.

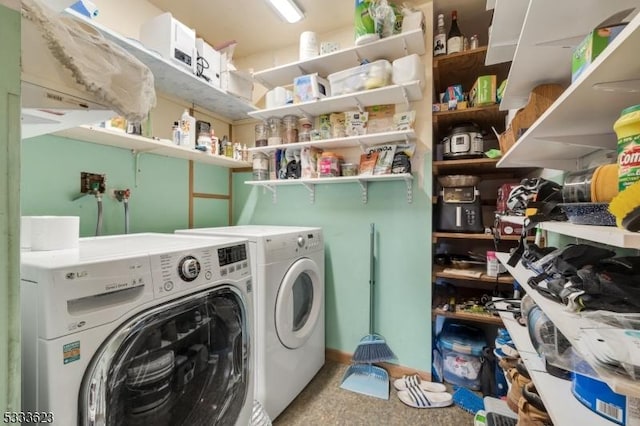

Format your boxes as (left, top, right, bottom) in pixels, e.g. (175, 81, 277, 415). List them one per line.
(255, 122, 268, 147)
(282, 114, 299, 144)
(319, 152, 341, 177)
(266, 117, 283, 146)
(298, 117, 313, 142)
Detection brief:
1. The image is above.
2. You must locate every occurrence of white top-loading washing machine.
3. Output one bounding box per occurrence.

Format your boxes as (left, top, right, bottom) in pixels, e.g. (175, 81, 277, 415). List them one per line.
(175, 226, 324, 420)
(20, 233, 254, 426)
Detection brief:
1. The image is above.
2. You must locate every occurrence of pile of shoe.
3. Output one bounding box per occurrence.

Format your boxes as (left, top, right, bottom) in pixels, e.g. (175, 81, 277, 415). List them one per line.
(392, 374, 453, 409)
(505, 361, 553, 426)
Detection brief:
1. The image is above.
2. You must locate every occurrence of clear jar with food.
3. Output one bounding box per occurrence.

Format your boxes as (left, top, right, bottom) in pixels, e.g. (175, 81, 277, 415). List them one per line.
(319, 151, 341, 177)
(252, 152, 269, 181)
(341, 163, 358, 176)
(298, 117, 313, 142)
(255, 122, 268, 147)
(266, 117, 283, 146)
(282, 114, 299, 144)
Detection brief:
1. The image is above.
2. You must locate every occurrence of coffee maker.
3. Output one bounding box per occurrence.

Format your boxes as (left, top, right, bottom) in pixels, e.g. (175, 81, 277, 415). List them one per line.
(436, 175, 484, 233)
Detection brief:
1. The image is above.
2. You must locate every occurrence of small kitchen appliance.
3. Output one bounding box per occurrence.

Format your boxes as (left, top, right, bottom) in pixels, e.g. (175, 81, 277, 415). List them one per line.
(442, 122, 484, 159)
(140, 13, 197, 74)
(436, 175, 484, 233)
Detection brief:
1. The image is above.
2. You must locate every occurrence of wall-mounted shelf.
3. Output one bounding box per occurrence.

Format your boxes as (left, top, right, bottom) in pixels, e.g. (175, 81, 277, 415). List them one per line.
(433, 104, 507, 137)
(485, 0, 528, 66)
(248, 81, 423, 121)
(434, 266, 514, 285)
(245, 174, 413, 204)
(537, 222, 640, 250)
(65, 10, 256, 121)
(433, 308, 504, 326)
(55, 125, 250, 168)
(253, 29, 426, 89)
(499, 0, 640, 111)
(432, 232, 521, 243)
(497, 252, 640, 399)
(432, 157, 533, 177)
(247, 129, 416, 154)
(497, 304, 616, 426)
(498, 10, 640, 170)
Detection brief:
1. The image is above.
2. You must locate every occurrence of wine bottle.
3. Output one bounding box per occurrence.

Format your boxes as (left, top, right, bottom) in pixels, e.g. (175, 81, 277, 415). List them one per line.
(434, 13, 446, 56)
(447, 10, 462, 55)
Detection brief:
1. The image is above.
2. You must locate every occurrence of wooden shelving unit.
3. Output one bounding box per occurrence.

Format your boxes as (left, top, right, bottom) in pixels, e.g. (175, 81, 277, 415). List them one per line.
(433, 265, 514, 285)
(432, 104, 506, 141)
(432, 157, 533, 177)
(433, 307, 503, 326)
(432, 232, 521, 243)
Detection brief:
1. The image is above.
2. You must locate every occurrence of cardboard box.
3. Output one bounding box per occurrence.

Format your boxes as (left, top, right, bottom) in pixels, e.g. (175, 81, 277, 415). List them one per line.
(572, 25, 626, 82)
(293, 73, 330, 103)
(470, 75, 496, 107)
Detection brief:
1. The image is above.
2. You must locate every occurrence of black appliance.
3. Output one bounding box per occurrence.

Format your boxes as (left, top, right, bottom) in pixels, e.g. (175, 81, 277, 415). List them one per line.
(436, 175, 484, 233)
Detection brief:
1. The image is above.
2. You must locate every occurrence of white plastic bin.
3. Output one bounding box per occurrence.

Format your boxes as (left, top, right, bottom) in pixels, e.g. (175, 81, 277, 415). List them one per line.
(328, 60, 392, 96)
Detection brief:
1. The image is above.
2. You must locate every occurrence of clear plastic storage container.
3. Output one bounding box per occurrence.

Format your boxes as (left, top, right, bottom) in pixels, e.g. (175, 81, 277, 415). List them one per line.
(327, 60, 392, 96)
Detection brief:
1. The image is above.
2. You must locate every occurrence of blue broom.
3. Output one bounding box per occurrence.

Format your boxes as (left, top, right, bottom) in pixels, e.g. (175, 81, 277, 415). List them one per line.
(352, 223, 396, 363)
(340, 224, 395, 400)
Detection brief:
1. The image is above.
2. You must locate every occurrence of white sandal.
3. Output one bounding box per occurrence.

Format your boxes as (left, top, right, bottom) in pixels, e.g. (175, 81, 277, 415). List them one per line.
(393, 374, 447, 392)
(397, 386, 453, 409)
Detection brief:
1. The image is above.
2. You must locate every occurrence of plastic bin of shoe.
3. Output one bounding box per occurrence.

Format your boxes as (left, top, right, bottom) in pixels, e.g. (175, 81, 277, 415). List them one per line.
(436, 321, 487, 390)
(328, 60, 392, 96)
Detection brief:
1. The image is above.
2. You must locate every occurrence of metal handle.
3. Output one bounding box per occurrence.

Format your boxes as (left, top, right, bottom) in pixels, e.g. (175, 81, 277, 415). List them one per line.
(369, 223, 375, 335)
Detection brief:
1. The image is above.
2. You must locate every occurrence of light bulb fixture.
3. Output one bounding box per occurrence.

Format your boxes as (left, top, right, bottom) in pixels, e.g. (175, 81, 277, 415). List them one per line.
(266, 0, 304, 23)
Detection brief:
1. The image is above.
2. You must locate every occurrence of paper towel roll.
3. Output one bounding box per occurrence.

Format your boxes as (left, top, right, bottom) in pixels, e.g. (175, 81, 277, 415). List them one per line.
(30, 216, 80, 251)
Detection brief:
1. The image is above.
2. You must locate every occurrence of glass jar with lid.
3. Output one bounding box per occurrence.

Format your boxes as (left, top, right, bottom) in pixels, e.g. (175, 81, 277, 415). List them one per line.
(282, 114, 299, 144)
(298, 117, 313, 142)
(255, 121, 268, 147)
(266, 117, 283, 146)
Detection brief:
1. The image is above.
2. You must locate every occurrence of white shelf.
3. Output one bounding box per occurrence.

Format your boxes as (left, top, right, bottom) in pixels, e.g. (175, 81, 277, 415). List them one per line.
(247, 129, 416, 153)
(245, 173, 413, 204)
(537, 222, 640, 250)
(248, 81, 423, 121)
(485, 0, 529, 65)
(500, 0, 640, 111)
(498, 308, 616, 426)
(252, 29, 426, 89)
(55, 126, 250, 168)
(64, 10, 256, 121)
(498, 9, 640, 170)
(497, 252, 640, 398)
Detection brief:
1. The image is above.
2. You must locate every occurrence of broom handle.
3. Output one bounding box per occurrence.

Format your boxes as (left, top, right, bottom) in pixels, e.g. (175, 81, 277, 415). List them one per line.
(369, 223, 375, 335)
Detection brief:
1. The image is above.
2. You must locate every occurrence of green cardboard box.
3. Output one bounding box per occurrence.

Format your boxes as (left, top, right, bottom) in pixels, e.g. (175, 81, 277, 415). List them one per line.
(470, 75, 496, 107)
(572, 25, 626, 82)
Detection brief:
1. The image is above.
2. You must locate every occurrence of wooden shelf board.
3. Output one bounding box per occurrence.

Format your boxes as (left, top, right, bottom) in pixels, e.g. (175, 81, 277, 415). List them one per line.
(432, 157, 533, 176)
(433, 307, 504, 326)
(432, 232, 521, 241)
(433, 47, 511, 95)
(434, 266, 514, 284)
(433, 104, 507, 139)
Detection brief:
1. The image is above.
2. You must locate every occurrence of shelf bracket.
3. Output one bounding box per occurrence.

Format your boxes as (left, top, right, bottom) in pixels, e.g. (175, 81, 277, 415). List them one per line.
(301, 182, 316, 203)
(357, 139, 368, 153)
(401, 37, 408, 55)
(404, 176, 413, 204)
(357, 179, 369, 204)
(296, 64, 310, 75)
(261, 184, 277, 204)
(400, 86, 410, 109)
(134, 151, 143, 188)
(353, 97, 365, 113)
(353, 51, 363, 65)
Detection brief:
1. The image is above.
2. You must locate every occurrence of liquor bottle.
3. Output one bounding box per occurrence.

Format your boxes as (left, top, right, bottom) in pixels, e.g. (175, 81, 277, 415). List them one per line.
(447, 10, 462, 54)
(434, 13, 446, 56)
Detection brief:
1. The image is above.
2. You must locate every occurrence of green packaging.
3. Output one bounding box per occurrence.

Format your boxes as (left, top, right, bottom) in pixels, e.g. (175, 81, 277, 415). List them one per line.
(470, 75, 497, 107)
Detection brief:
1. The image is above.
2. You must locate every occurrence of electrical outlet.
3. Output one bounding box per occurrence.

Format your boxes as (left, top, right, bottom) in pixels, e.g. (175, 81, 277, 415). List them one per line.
(81, 172, 106, 194)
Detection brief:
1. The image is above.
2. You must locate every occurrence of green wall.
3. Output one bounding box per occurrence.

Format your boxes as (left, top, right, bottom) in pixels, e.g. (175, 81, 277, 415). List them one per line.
(21, 135, 232, 236)
(0, 4, 21, 412)
(233, 165, 434, 372)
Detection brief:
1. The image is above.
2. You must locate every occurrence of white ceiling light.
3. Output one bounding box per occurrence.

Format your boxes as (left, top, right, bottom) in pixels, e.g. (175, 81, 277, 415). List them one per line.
(266, 0, 304, 23)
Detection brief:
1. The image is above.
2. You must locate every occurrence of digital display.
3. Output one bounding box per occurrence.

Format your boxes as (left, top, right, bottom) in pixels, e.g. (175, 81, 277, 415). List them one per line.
(308, 234, 314, 238)
(218, 244, 247, 267)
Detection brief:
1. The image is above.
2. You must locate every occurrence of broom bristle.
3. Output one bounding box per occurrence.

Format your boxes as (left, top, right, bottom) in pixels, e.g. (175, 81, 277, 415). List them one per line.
(352, 334, 397, 363)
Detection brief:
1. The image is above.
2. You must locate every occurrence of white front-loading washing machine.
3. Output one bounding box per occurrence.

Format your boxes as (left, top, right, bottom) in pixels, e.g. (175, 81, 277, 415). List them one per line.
(20, 233, 254, 426)
(175, 226, 325, 420)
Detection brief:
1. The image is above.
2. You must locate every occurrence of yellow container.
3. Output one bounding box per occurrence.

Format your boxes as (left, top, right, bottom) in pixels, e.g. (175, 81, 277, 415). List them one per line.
(614, 104, 640, 191)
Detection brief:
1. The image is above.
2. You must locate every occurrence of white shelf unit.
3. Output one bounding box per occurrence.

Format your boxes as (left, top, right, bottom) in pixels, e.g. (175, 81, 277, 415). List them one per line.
(247, 129, 415, 154)
(252, 29, 426, 89)
(498, 8, 640, 170)
(499, 0, 640, 111)
(64, 10, 256, 121)
(537, 222, 640, 249)
(485, 0, 529, 66)
(245, 174, 413, 204)
(55, 125, 250, 168)
(248, 81, 423, 121)
(496, 252, 640, 399)
(497, 308, 616, 426)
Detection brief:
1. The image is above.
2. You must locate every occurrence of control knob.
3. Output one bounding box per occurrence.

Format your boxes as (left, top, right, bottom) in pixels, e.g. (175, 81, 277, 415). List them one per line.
(178, 256, 201, 282)
(297, 235, 305, 248)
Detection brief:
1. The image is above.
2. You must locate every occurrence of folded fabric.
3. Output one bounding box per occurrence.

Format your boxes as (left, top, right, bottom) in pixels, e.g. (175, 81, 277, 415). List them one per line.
(397, 386, 453, 409)
(393, 374, 447, 392)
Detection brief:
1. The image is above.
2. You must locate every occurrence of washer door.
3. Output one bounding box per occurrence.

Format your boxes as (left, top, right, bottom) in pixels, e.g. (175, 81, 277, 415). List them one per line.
(275, 258, 322, 349)
(79, 287, 250, 426)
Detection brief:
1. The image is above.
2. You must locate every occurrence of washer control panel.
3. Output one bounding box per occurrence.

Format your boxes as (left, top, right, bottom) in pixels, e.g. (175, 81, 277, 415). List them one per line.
(150, 242, 250, 299)
(264, 230, 323, 263)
